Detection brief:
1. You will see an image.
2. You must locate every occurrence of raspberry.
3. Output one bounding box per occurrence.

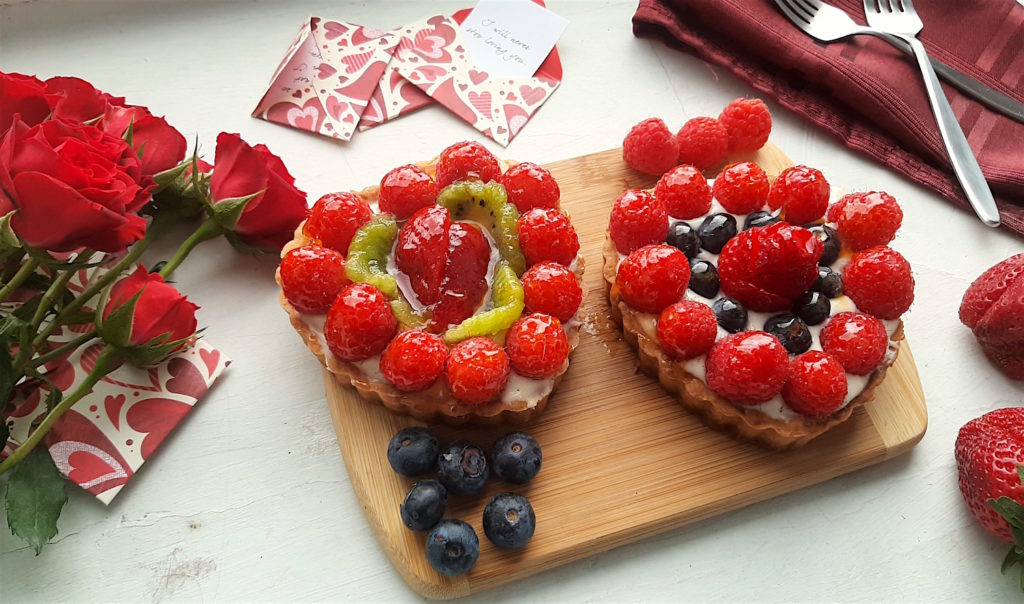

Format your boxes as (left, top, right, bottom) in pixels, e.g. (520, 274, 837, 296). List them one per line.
(819, 311, 888, 375)
(517, 208, 580, 267)
(304, 192, 373, 255)
(842, 246, 914, 320)
(656, 300, 718, 360)
(378, 164, 439, 220)
(654, 165, 712, 219)
(705, 331, 788, 404)
(827, 191, 903, 250)
(676, 117, 728, 170)
(522, 261, 583, 323)
(782, 351, 848, 416)
(622, 118, 679, 176)
(501, 162, 560, 212)
(608, 189, 669, 254)
(718, 98, 772, 153)
(959, 254, 1024, 330)
(379, 329, 447, 392)
(768, 165, 830, 224)
(324, 283, 397, 361)
(712, 162, 769, 214)
(506, 313, 570, 379)
(616, 244, 690, 314)
(718, 222, 823, 312)
(436, 141, 501, 189)
(396, 205, 451, 306)
(445, 337, 510, 404)
(279, 245, 350, 313)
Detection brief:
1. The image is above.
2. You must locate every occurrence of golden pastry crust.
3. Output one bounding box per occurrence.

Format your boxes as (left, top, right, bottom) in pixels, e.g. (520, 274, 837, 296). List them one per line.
(602, 235, 903, 450)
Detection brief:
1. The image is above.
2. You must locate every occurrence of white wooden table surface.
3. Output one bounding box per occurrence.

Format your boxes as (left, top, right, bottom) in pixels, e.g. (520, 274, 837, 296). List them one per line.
(1, 1, 1023, 601)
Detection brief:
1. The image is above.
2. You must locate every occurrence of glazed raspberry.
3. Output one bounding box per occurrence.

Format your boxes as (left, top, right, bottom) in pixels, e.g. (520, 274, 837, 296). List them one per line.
(304, 192, 373, 254)
(517, 208, 580, 267)
(379, 329, 447, 392)
(324, 283, 398, 361)
(522, 261, 583, 323)
(446, 337, 510, 404)
(705, 331, 788, 404)
(676, 117, 728, 170)
(718, 98, 772, 153)
(782, 351, 848, 416)
(501, 162, 560, 212)
(436, 141, 501, 189)
(712, 162, 769, 214)
(842, 246, 914, 320)
(280, 245, 350, 313)
(506, 313, 570, 379)
(656, 300, 718, 360)
(378, 164, 439, 220)
(622, 118, 679, 176)
(768, 165, 830, 225)
(718, 222, 823, 312)
(654, 165, 713, 219)
(819, 312, 888, 375)
(608, 189, 669, 254)
(827, 192, 903, 250)
(616, 244, 690, 314)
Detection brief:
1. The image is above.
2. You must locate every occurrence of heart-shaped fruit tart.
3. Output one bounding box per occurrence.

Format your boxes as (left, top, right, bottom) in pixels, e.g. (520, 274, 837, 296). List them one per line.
(279, 142, 584, 425)
(603, 161, 914, 449)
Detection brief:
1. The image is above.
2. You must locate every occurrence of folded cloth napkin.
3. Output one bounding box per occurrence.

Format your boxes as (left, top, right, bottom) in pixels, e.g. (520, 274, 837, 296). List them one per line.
(633, 0, 1024, 236)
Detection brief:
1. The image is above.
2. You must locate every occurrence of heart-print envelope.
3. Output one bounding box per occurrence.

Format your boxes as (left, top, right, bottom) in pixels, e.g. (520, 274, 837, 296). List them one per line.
(252, 17, 399, 142)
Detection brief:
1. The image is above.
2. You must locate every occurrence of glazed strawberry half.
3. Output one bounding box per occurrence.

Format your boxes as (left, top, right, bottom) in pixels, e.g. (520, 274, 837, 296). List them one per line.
(718, 222, 823, 312)
(960, 254, 1024, 380)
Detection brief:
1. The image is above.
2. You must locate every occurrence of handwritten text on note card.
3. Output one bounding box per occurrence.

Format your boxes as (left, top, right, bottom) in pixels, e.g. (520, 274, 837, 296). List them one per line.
(460, 0, 568, 78)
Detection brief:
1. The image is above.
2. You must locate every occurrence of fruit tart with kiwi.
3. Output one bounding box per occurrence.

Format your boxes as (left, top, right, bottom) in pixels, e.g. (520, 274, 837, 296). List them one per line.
(278, 142, 585, 425)
(603, 160, 914, 449)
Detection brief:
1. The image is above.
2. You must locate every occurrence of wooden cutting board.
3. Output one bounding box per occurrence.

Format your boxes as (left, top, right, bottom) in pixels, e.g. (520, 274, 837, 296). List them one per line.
(322, 145, 927, 600)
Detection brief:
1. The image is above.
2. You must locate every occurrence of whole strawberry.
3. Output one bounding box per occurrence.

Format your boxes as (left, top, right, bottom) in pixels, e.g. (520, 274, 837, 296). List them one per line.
(955, 408, 1024, 590)
(960, 254, 1024, 380)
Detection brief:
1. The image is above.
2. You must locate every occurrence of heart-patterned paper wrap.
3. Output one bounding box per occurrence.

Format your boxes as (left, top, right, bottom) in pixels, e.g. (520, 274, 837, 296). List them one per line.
(252, 17, 399, 142)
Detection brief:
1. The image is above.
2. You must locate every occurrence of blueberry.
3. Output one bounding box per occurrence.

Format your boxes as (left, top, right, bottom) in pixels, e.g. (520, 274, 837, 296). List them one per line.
(712, 297, 747, 333)
(436, 441, 489, 496)
(425, 519, 479, 576)
(764, 313, 812, 354)
(401, 480, 447, 531)
(387, 427, 439, 476)
(483, 493, 536, 550)
(810, 225, 840, 266)
(743, 211, 779, 230)
(688, 259, 720, 299)
(491, 432, 542, 484)
(813, 266, 844, 298)
(666, 222, 701, 259)
(793, 291, 831, 326)
(697, 213, 737, 254)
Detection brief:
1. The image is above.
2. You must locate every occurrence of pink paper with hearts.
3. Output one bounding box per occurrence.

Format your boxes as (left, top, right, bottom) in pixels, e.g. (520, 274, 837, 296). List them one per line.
(252, 17, 399, 142)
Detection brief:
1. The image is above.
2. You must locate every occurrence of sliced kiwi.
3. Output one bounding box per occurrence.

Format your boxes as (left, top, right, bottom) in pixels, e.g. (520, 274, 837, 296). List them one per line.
(345, 214, 399, 298)
(391, 297, 426, 329)
(437, 181, 526, 276)
(443, 260, 524, 345)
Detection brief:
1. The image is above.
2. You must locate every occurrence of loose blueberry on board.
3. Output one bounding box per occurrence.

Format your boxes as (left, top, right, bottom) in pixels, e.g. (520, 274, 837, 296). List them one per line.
(491, 432, 543, 484)
(483, 493, 537, 550)
(387, 427, 440, 477)
(425, 519, 480, 576)
(813, 266, 844, 298)
(697, 213, 738, 254)
(666, 222, 701, 259)
(810, 225, 840, 267)
(764, 313, 812, 354)
(794, 290, 831, 326)
(400, 480, 447, 532)
(743, 210, 779, 230)
(712, 297, 748, 333)
(437, 441, 490, 496)
(689, 259, 721, 299)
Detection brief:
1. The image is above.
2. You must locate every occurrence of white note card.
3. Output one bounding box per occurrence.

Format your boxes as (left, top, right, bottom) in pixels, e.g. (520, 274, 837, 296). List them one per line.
(459, 0, 569, 78)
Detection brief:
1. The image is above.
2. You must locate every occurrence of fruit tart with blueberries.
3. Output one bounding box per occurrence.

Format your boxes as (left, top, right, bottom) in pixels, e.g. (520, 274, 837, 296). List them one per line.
(605, 126, 914, 448)
(277, 141, 585, 425)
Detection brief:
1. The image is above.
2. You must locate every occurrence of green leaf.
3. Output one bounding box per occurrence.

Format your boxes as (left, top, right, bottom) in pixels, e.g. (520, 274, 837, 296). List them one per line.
(209, 190, 263, 232)
(44, 384, 62, 412)
(4, 447, 68, 555)
(0, 332, 13, 407)
(1001, 546, 1024, 574)
(94, 287, 142, 348)
(0, 210, 21, 258)
(0, 417, 9, 452)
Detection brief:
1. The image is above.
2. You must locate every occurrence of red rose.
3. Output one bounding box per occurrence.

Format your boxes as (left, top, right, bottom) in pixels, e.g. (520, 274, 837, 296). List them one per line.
(209, 132, 307, 250)
(101, 104, 187, 176)
(0, 71, 58, 132)
(45, 76, 125, 123)
(103, 265, 199, 348)
(0, 118, 149, 252)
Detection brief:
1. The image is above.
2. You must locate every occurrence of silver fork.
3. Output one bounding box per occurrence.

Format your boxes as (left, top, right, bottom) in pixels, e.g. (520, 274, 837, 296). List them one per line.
(775, 0, 1001, 227)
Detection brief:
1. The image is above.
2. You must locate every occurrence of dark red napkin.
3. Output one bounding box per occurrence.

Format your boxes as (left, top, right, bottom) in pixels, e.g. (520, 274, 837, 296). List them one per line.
(633, 0, 1024, 236)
